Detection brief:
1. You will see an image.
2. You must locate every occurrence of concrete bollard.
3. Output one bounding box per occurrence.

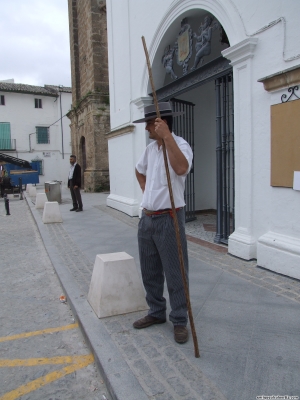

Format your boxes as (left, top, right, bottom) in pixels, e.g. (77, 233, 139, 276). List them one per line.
(26, 184, 33, 193)
(88, 252, 148, 318)
(28, 186, 37, 197)
(42, 201, 63, 224)
(35, 193, 48, 209)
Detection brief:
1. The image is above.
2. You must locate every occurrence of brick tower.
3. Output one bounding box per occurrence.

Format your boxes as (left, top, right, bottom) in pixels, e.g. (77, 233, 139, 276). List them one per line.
(67, 0, 109, 192)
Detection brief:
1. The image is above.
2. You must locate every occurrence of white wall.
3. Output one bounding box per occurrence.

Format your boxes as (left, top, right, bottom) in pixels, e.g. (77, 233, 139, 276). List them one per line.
(0, 90, 72, 185)
(106, 0, 300, 276)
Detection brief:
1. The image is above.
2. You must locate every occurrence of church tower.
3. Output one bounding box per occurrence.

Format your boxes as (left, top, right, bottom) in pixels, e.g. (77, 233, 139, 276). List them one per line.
(67, 0, 109, 192)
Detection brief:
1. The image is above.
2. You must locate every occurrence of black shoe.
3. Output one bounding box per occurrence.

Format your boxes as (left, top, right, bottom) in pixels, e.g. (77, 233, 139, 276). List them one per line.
(70, 208, 78, 211)
(76, 208, 83, 212)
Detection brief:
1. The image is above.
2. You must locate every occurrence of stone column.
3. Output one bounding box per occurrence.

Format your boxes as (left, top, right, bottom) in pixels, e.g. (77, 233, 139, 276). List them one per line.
(222, 38, 258, 260)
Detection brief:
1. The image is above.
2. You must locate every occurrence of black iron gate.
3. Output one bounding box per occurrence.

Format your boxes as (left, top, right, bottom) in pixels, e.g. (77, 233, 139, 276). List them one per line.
(214, 73, 235, 244)
(170, 98, 196, 222)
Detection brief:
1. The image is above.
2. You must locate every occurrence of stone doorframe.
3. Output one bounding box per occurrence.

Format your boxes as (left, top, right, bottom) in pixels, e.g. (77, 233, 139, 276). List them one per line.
(222, 38, 258, 260)
(138, 1, 260, 259)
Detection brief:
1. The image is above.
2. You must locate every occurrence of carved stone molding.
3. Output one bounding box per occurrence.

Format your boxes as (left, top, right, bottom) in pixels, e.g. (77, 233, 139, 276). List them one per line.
(258, 65, 300, 92)
(154, 56, 231, 101)
(133, 97, 153, 110)
(222, 38, 258, 66)
(106, 124, 135, 139)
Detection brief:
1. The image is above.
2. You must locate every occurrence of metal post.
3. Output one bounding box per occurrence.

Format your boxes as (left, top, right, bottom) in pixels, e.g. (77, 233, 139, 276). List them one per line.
(222, 76, 228, 242)
(59, 86, 64, 159)
(19, 177, 23, 200)
(215, 77, 223, 243)
(4, 194, 10, 215)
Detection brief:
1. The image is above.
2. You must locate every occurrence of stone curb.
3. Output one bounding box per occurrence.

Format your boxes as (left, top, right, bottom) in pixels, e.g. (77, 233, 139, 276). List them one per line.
(24, 193, 149, 400)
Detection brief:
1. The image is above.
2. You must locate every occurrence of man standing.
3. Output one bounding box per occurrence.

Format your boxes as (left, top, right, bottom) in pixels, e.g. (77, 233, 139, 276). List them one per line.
(133, 102, 193, 344)
(68, 155, 83, 212)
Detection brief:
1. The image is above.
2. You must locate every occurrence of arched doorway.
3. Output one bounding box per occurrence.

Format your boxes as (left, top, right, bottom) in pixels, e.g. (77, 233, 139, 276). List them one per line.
(149, 11, 234, 244)
(80, 136, 86, 186)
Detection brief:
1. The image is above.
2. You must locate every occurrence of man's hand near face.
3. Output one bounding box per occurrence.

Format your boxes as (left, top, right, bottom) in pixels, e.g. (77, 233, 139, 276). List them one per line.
(154, 118, 189, 176)
(154, 118, 172, 141)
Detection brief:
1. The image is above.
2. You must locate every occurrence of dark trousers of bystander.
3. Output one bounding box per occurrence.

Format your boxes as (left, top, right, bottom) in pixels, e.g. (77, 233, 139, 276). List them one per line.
(69, 180, 83, 210)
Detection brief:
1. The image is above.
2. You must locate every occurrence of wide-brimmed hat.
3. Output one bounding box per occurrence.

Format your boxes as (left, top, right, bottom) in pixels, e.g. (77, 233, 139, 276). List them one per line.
(133, 102, 184, 123)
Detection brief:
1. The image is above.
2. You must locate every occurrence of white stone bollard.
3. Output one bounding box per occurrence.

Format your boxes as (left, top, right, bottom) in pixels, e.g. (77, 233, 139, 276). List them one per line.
(28, 186, 37, 197)
(42, 201, 63, 224)
(88, 252, 148, 318)
(26, 183, 33, 193)
(35, 193, 48, 209)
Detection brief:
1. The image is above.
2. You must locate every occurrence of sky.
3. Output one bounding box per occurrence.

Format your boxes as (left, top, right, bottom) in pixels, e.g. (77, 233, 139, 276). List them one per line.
(0, 0, 71, 87)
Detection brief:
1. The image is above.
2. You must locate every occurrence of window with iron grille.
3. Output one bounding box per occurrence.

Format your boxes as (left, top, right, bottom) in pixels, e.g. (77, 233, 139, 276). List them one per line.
(34, 98, 42, 108)
(32, 159, 43, 175)
(0, 95, 5, 105)
(36, 126, 49, 144)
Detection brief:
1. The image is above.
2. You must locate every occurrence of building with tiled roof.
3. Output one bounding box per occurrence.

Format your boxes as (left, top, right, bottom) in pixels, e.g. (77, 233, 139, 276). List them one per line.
(0, 81, 72, 96)
(0, 80, 72, 184)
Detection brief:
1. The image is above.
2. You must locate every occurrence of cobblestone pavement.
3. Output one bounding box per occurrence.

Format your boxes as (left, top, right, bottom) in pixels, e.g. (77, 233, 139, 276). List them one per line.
(0, 198, 111, 400)
(19, 189, 300, 399)
(97, 204, 300, 304)
(102, 314, 227, 400)
(31, 204, 229, 400)
(20, 213, 229, 399)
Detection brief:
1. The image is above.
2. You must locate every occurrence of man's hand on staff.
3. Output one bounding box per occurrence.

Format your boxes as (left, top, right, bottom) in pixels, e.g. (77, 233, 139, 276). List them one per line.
(154, 118, 171, 140)
(155, 118, 189, 176)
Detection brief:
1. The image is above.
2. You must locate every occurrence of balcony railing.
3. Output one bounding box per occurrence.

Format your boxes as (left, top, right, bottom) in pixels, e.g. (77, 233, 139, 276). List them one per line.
(0, 139, 16, 151)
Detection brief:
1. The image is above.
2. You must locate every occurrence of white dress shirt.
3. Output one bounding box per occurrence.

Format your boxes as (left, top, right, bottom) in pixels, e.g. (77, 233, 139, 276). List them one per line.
(136, 133, 193, 210)
(68, 162, 77, 180)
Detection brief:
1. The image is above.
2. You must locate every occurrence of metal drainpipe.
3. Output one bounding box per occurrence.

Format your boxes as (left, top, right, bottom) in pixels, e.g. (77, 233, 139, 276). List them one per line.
(214, 77, 223, 244)
(29, 133, 35, 152)
(59, 86, 64, 159)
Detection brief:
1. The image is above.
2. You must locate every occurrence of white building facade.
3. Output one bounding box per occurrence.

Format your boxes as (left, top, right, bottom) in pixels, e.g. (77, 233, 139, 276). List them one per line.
(106, 0, 300, 279)
(0, 80, 72, 185)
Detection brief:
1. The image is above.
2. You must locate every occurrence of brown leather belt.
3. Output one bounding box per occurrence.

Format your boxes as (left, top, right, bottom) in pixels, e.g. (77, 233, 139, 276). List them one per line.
(143, 207, 182, 218)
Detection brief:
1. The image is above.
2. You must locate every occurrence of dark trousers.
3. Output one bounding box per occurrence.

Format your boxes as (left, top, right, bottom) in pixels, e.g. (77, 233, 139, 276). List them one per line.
(137, 208, 189, 326)
(69, 180, 83, 209)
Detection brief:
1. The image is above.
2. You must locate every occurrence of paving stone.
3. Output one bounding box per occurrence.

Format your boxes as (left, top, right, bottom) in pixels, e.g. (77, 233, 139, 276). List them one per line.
(113, 331, 132, 346)
(281, 291, 299, 299)
(154, 393, 176, 400)
(104, 320, 124, 333)
(142, 375, 166, 396)
(142, 345, 161, 359)
(167, 377, 190, 396)
(176, 360, 200, 381)
(132, 332, 151, 347)
(184, 397, 200, 400)
(153, 359, 176, 379)
(163, 346, 185, 362)
(120, 344, 140, 360)
(132, 359, 151, 375)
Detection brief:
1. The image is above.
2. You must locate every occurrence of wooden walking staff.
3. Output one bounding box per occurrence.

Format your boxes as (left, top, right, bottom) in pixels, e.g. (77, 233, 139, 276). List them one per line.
(141, 36, 200, 358)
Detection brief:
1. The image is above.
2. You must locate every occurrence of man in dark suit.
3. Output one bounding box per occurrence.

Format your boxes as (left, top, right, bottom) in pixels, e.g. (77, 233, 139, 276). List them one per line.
(68, 155, 83, 212)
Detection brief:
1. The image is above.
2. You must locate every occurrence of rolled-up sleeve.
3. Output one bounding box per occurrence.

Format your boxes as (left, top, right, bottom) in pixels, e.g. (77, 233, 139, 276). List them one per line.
(179, 141, 193, 176)
(136, 148, 148, 175)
